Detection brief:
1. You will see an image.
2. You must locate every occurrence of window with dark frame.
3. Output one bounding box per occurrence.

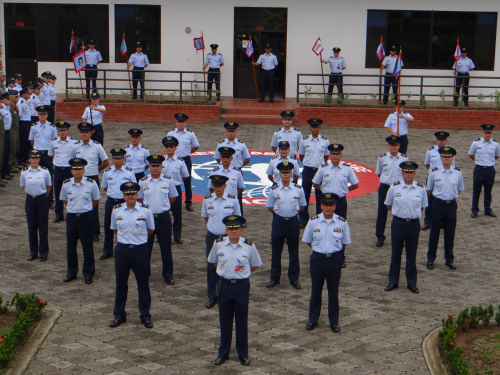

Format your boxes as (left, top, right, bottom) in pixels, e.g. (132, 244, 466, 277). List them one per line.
(365, 10, 497, 71)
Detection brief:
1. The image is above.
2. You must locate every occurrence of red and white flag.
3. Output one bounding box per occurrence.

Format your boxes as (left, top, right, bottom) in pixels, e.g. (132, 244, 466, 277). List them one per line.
(69, 33, 76, 54)
(376, 40, 385, 61)
(245, 37, 254, 58)
(454, 40, 461, 61)
(312, 38, 324, 56)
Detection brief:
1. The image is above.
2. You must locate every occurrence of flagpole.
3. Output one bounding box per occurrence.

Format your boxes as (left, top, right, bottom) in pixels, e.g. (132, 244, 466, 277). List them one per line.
(124, 33, 132, 96)
(453, 38, 458, 104)
(379, 35, 383, 104)
(201, 31, 206, 97)
(396, 46, 402, 136)
(79, 41, 85, 99)
(319, 34, 325, 94)
(251, 54, 259, 100)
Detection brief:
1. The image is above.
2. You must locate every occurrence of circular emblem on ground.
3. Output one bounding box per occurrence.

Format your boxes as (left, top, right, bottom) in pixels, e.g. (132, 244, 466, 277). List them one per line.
(189, 151, 379, 205)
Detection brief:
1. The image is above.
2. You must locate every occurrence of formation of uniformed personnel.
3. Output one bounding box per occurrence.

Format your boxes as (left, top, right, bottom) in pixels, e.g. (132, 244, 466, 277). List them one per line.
(20, 150, 51, 262)
(60, 158, 100, 284)
(109, 182, 155, 328)
(271, 111, 302, 157)
(208, 215, 262, 366)
(127, 42, 149, 100)
(426, 147, 464, 270)
(298, 118, 329, 228)
(18, 88, 32, 164)
(302, 193, 350, 333)
(161, 136, 189, 243)
(383, 162, 428, 294)
(124, 128, 150, 181)
(204, 44, 224, 101)
(266, 141, 300, 184)
(84, 39, 103, 96)
(82, 92, 106, 146)
(167, 113, 200, 211)
(70, 122, 109, 241)
(380, 45, 403, 105)
(321, 47, 346, 101)
(384, 100, 413, 155)
(252, 43, 278, 103)
(202, 175, 241, 309)
(1, 92, 14, 180)
(48, 121, 76, 223)
(138, 154, 178, 284)
(453, 47, 474, 107)
(375, 136, 408, 247)
(265, 161, 306, 289)
(208, 147, 244, 197)
(101, 148, 136, 260)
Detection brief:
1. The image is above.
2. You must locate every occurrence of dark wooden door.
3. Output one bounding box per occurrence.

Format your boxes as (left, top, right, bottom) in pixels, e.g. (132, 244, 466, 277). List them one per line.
(5, 28, 38, 82)
(260, 32, 286, 99)
(233, 32, 261, 99)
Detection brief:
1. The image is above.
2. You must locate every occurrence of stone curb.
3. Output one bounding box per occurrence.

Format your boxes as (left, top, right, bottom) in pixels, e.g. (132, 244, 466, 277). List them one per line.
(7, 308, 62, 375)
(422, 326, 447, 375)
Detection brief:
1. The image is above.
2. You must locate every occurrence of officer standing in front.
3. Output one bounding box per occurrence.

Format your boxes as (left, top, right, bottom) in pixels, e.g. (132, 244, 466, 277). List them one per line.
(384, 100, 413, 155)
(167, 113, 200, 212)
(383, 162, 428, 294)
(20, 150, 51, 261)
(84, 39, 102, 96)
(252, 43, 278, 103)
(202, 175, 241, 309)
(265, 161, 306, 289)
(109, 182, 155, 329)
(453, 47, 475, 107)
(124, 128, 149, 181)
(375, 136, 408, 247)
(426, 147, 464, 270)
(59, 158, 101, 284)
(266, 141, 300, 184)
(380, 45, 403, 105)
(204, 44, 224, 101)
(100, 148, 136, 260)
(298, 118, 330, 228)
(127, 42, 149, 100)
(208, 215, 262, 366)
(321, 47, 346, 102)
(208, 147, 245, 198)
(271, 111, 302, 157)
(468, 124, 500, 218)
(82, 92, 106, 146)
(138, 154, 178, 284)
(302, 193, 351, 333)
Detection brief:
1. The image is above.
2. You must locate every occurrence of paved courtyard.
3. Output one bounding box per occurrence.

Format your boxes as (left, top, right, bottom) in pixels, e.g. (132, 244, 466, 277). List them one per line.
(1, 120, 500, 374)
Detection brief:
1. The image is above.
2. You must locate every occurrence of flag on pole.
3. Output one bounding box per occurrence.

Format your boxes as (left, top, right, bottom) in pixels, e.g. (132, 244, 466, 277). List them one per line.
(393, 53, 402, 81)
(69, 33, 76, 54)
(245, 37, 254, 58)
(120, 34, 127, 56)
(193, 36, 205, 50)
(376, 40, 385, 61)
(454, 40, 461, 61)
(312, 38, 324, 56)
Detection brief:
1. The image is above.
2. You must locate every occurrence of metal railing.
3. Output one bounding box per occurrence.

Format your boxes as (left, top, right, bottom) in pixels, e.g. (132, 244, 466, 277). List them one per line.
(65, 68, 220, 101)
(296, 73, 500, 104)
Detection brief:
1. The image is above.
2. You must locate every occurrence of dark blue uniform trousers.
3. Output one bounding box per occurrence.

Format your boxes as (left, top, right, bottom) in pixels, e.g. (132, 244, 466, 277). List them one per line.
(103, 197, 125, 256)
(207, 68, 221, 100)
(147, 211, 173, 280)
(38, 151, 54, 204)
(271, 215, 300, 283)
(182, 156, 193, 205)
(91, 124, 104, 146)
(309, 251, 342, 326)
(48, 100, 55, 124)
(217, 277, 250, 358)
(389, 217, 420, 287)
(472, 165, 495, 214)
(333, 196, 348, 263)
(19, 120, 31, 163)
(423, 177, 434, 225)
(53, 166, 72, 220)
(66, 211, 95, 278)
(383, 73, 398, 105)
(25, 194, 49, 257)
(87, 175, 101, 237)
(113, 242, 151, 320)
(375, 183, 391, 241)
(260, 69, 275, 102)
(1, 130, 10, 178)
(171, 185, 182, 239)
(427, 198, 457, 263)
(327, 73, 343, 96)
(206, 230, 225, 301)
(399, 135, 408, 156)
(299, 166, 322, 226)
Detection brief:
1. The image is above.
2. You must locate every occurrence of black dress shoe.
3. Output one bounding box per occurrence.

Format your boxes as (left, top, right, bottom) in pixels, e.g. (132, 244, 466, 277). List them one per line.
(421, 223, 431, 230)
(266, 280, 280, 288)
(2, 175, 13, 180)
(214, 355, 229, 365)
(28, 255, 38, 261)
(165, 278, 175, 285)
(376, 239, 384, 247)
(40, 255, 47, 262)
(174, 238, 183, 244)
(185, 205, 193, 212)
(299, 224, 305, 229)
(85, 277, 92, 284)
(93, 235, 99, 242)
(384, 284, 398, 291)
(471, 212, 478, 218)
(63, 275, 77, 283)
(331, 325, 340, 333)
(290, 281, 301, 289)
(206, 299, 217, 309)
(306, 323, 317, 331)
(109, 318, 126, 327)
(485, 211, 497, 217)
(53, 217, 64, 223)
(141, 319, 153, 328)
(239, 356, 250, 366)
(427, 261, 434, 269)
(341, 262, 346, 268)
(100, 253, 112, 260)
(49, 202, 55, 209)
(407, 285, 419, 294)
(445, 261, 457, 270)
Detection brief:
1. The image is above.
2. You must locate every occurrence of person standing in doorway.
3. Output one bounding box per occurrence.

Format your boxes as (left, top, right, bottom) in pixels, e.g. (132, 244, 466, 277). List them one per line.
(252, 44, 278, 103)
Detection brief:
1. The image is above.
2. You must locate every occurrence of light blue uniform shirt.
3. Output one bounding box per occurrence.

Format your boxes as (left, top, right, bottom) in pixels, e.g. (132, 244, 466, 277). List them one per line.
(266, 156, 300, 185)
(48, 137, 77, 167)
(208, 166, 244, 196)
(47, 83, 56, 101)
(453, 57, 475, 73)
(59, 177, 101, 213)
(265, 183, 307, 218)
(205, 52, 224, 68)
(1, 104, 12, 130)
(128, 52, 149, 68)
(384, 111, 413, 136)
(162, 156, 189, 186)
(312, 162, 359, 198)
(85, 49, 103, 65)
(325, 56, 346, 73)
(384, 181, 428, 219)
(271, 127, 303, 156)
(376, 152, 408, 185)
(214, 139, 251, 168)
(101, 166, 137, 199)
(468, 138, 500, 167)
(29, 122, 57, 150)
(138, 175, 178, 214)
(382, 55, 404, 74)
(110, 202, 155, 245)
(40, 84, 51, 105)
(302, 213, 351, 253)
(201, 192, 241, 235)
(167, 128, 200, 158)
(256, 53, 278, 70)
(207, 237, 263, 279)
(70, 140, 109, 176)
(298, 135, 329, 168)
(82, 105, 106, 125)
(425, 145, 456, 171)
(427, 167, 465, 200)
(20, 166, 52, 196)
(17, 98, 31, 121)
(124, 144, 150, 173)
(29, 94, 40, 116)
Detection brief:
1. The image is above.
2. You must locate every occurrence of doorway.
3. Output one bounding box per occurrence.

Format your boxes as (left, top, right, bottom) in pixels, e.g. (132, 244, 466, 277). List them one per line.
(5, 27, 38, 82)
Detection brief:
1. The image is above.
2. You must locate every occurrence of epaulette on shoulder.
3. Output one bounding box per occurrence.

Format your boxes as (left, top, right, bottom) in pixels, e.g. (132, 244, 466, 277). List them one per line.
(125, 166, 133, 171)
(380, 152, 387, 157)
(454, 166, 461, 171)
(272, 183, 279, 190)
(275, 129, 280, 133)
(140, 175, 148, 181)
(104, 166, 112, 172)
(493, 139, 498, 143)
(186, 128, 193, 132)
(141, 145, 148, 149)
(31, 123, 37, 126)
(165, 175, 171, 179)
(212, 166, 220, 172)
(178, 157, 184, 162)
(40, 166, 48, 170)
(329, 56, 333, 58)
(21, 166, 29, 172)
(86, 177, 95, 183)
(321, 163, 327, 167)
(141, 203, 150, 209)
(272, 155, 279, 160)
(343, 162, 351, 167)
(74, 140, 80, 144)
(416, 182, 424, 187)
(294, 183, 301, 188)
(337, 215, 346, 222)
(63, 178, 71, 183)
(92, 140, 101, 145)
(303, 135, 309, 140)
(227, 193, 236, 199)
(244, 239, 253, 246)
(401, 154, 407, 157)
(393, 181, 401, 185)
(218, 139, 224, 144)
(292, 127, 297, 131)
(204, 194, 212, 199)
(215, 236, 224, 243)
(170, 128, 176, 132)
(237, 139, 245, 144)
(475, 137, 481, 141)
(50, 124, 56, 127)
(113, 203, 122, 209)
(311, 215, 319, 220)
(320, 135, 326, 139)
(428, 146, 434, 150)
(432, 167, 439, 172)
(233, 167, 241, 172)
(290, 156, 297, 160)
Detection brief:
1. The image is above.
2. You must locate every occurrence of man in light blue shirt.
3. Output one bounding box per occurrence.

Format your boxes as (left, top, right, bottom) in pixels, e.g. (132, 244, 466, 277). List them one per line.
(266, 141, 299, 185)
(209, 147, 244, 197)
(270, 111, 302, 157)
(124, 128, 149, 181)
(203, 43, 224, 101)
(127, 42, 149, 99)
(252, 43, 278, 103)
(84, 39, 102, 96)
(321, 47, 346, 102)
(453, 47, 475, 106)
(383, 100, 413, 155)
